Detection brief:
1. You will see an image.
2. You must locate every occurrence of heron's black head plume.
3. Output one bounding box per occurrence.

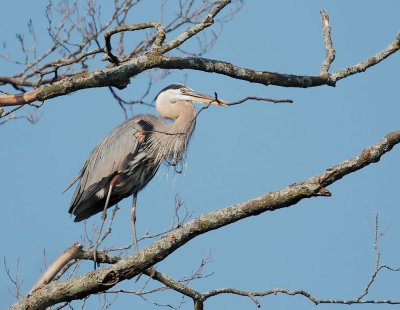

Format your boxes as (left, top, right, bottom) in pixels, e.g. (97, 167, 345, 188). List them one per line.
(153, 83, 186, 102)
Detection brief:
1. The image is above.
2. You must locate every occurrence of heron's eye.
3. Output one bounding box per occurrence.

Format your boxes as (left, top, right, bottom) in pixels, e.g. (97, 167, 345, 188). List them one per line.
(180, 88, 186, 93)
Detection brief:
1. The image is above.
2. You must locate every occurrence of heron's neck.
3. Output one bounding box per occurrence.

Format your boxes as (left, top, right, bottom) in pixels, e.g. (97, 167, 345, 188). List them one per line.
(168, 106, 196, 134)
(150, 105, 195, 167)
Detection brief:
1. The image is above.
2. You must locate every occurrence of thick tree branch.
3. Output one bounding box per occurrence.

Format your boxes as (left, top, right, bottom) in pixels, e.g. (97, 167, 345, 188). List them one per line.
(0, 1, 233, 108)
(22, 212, 400, 309)
(11, 129, 400, 309)
(79, 251, 203, 300)
(0, 89, 40, 106)
(0, 54, 330, 108)
(159, 56, 333, 87)
(1, 8, 398, 108)
(0, 54, 159, 107)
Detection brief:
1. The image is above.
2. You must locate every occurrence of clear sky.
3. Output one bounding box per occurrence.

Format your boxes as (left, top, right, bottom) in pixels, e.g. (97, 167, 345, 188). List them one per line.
(1, 1, 400, 309)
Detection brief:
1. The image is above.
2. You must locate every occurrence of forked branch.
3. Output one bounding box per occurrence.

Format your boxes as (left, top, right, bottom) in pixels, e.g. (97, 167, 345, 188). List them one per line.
(11, 129, 400, 309)
(25, 209, 400, 309)
(103, 22, 166, 65)
(0, 8, 399, 109)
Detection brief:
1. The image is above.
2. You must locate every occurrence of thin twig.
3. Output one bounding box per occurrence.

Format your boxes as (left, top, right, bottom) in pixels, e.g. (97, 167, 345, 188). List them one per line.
(4, 257, 23, 300)
(225, 96, 293, 106)
(94, 205, 120, 250)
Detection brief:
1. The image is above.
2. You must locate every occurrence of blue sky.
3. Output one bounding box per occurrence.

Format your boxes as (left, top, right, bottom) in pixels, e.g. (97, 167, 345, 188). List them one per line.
(1, 1, 400, 309)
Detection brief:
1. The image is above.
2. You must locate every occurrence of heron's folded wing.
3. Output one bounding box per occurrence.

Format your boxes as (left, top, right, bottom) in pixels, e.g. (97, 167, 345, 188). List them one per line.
(68, 117, 144, 214)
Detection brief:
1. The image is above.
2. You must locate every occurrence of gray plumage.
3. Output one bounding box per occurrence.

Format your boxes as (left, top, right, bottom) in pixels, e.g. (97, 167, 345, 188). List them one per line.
(67, 84, 224, 222)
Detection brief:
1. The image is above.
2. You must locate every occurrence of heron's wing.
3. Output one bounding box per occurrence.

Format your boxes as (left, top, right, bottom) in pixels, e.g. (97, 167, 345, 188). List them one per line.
(68, 115, 156, 216)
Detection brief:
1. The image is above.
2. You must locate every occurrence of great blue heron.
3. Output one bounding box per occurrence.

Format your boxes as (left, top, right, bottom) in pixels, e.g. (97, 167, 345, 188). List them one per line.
(65, 83, 225, 253)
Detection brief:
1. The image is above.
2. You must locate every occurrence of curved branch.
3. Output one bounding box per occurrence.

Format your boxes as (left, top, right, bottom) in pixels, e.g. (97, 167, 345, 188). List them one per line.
(202, 287, 400, 306)
(103, 22, 166, 64)
(0, 54, 160, 107)
(331, 31, 400, 81)
(160, 0, 232, 54)
(0, 55, 325, 108)
(159, 56, 333, 87)
(0, 10, 398, 108)
(0, 49, 103, 90)
(29, 242, 83, 294)
(11, 129, 400, 309)
(225, 96, 293, 106)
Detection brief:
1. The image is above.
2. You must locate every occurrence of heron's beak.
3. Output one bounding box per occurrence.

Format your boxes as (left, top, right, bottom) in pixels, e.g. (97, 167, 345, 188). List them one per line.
(188, 92, 228, 106)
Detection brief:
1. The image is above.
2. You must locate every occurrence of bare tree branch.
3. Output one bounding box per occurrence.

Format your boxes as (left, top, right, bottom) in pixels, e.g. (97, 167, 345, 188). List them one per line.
(2, 4, 400, 308)
(0, 89, 40, 106)
(103, 22, 166, 65)
(319, 10, 335, 75)
(10, 129, 400, 309)
(331, 31, 400, 81)
(4, 257, 23, 300)
(159, 56, 333, 87)
(202, 287, 400, 306)
(356, 212, 400, 302)
(158, 0, 231, 54)
(225, 96, 293, 106)
(0, 9, 398, 109)
(29, 242, 83, 294)
(74, 211, 400, 309)
(200, 212, 400, 307)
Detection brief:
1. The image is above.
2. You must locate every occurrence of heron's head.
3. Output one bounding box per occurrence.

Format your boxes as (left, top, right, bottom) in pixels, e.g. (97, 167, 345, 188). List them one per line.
(155, 83, 226, 119)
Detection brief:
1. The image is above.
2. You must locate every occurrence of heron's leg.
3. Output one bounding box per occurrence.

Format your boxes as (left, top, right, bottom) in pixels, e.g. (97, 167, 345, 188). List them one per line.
(93, 174, 119, 268)
(130, 193, 139, 252)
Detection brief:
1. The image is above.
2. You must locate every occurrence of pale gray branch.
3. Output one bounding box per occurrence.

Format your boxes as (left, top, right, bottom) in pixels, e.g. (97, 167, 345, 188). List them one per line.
(11, 129, 400, 309)
(159, 56, 332, 87)
(1, 7, 399, 108)
(202, 287, 400, 306)
(29, 242, 83, 294)
(331, 31, 400, 81)
(160, 0, 231, 54)
(319, 10, 335, 75)
(103, 22, 166, 65)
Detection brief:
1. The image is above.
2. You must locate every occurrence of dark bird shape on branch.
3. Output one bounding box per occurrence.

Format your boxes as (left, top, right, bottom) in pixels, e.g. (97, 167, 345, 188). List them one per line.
(65, 83, 226, 254)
